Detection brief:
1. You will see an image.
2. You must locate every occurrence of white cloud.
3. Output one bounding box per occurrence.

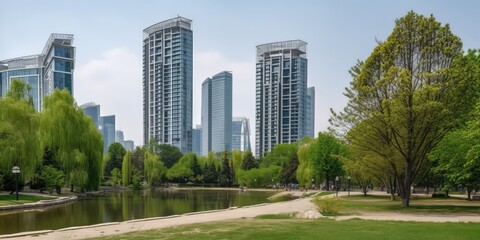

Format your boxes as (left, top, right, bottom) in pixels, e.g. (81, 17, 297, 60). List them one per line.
(75, 48, 143, 146)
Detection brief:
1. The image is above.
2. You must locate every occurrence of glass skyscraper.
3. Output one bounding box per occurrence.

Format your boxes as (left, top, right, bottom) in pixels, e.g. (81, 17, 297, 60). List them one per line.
(201, 71, 232, 155)
(143, 16, 193, 153)
(255, 40, 308, 157)
(80, 102, 100, 130)
(100, 115, 115, 154)
(0, 34, 75, 111)
(232, 117, 251, 152)
(306, 87, 315, 138)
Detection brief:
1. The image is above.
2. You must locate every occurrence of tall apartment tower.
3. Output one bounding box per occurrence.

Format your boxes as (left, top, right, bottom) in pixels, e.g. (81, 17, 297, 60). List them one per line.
(143, 16, 193, 153)
(255, 40, 308, 157)
(306, 87, 315, 138)
(0, 33, 75, 111)
(201, 71, 232, 155)
(232, 117, 251, 152)
(192, 125, 202, 156)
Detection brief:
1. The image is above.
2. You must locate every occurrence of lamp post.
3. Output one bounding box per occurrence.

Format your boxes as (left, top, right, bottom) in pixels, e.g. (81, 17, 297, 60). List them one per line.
(347, 176, 351, 196)
(12, 166, 20, 201)
(335, 176, 339, 197)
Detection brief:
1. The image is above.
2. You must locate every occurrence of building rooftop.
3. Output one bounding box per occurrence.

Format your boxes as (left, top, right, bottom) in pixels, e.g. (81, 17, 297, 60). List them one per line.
(256, 40, 307, 59)
(143, 16, 192, 39)
(41, 33, 74, 56)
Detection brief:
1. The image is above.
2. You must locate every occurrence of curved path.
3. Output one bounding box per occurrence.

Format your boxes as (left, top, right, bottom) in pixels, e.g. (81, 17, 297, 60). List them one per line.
(2, 191, 479, 240)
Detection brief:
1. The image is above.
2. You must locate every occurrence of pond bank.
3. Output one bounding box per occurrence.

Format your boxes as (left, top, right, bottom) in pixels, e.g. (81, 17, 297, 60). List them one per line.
(0, 194, 77, 211)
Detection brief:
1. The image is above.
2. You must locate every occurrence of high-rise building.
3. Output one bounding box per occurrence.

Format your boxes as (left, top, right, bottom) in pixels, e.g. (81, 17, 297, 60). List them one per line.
(192, 125, 202, 156)
(115, 130, 135, 151)
(100, 115, 115, 154)
(255, 40, 308, 157)
(0, 34, 75, 111)
(80, 102, 100, 130)
(201, 71, 232, 154)
(306, 87, 315, 138)
(232, 117, 251, 152)
(143, 16, 193, 153)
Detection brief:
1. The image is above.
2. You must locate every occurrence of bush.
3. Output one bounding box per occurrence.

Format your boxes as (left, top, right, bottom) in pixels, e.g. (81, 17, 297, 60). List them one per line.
(313, 197, 343, 214)
(432, 193, 447, 198)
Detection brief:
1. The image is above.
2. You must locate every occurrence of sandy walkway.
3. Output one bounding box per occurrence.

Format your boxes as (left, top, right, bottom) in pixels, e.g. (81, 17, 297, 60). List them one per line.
(2, 191, 479, 240)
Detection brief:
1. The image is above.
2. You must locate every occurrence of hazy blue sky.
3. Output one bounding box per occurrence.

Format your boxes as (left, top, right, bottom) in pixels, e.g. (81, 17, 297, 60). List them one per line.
(1, 0, 479, 148)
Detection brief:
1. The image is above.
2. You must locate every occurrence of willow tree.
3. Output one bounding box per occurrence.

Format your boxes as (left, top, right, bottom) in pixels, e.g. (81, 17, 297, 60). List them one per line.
(40, 89, 103, 191)
(331, 12, 479, 207)
(0, 79, 42, 180)
(122, 151, 132, 186)
(144, 151, 166, 186)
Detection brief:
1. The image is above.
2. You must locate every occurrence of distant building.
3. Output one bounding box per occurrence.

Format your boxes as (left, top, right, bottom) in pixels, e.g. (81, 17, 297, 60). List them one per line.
(306, 87, 315, 138)
(143, 16, 193, 152)
(232, 117, 251, 152)
(115, 130, 135, 151)
(81, 102, 100, 130)
(255, 40, 308, 157)
(201, 71, 232, 154)
(0, 33, 75, 111)
(192, 125, 202, 156)
(100, 115, 115, 154)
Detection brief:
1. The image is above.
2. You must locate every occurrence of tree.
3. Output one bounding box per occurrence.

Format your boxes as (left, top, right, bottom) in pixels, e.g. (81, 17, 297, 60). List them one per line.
(110, 168, 121, 186)
(0, 79, 42, 180)
(310, 132, 346, 191)
(241, 150, 257, 170)
(144, 152, 167, 186)
(330, 12, 479, 207)
(146, 139, 183, 168)
(104, 143, 126, 177)
(40, 89, 104, 191)
(122, 151, 132, 186)
(219, 150, 232, 186)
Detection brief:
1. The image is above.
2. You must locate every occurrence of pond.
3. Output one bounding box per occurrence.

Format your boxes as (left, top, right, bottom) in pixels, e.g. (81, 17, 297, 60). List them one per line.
(0, 189, 276, 235)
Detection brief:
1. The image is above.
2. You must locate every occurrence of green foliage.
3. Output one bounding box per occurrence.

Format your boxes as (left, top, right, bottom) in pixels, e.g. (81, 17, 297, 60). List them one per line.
(110, 168, 121, 186)
(241, 149, 257, 170)
(166, 153, 198, 182)
(122, 151, 132, 186)
(237, 166, 281, 187)
(147, 139, 183, 168)
(105, 143, 126, 177)
(144, 152, 167, 186)
(0, 79, 42, 180)
(219, 150, 232, 186)
(313, 197, 344, 214)
(42, 165, 65, 194)
(330, 11, 480, 207)
(263, 144, 297, 167)
(40, 89, 103, 191)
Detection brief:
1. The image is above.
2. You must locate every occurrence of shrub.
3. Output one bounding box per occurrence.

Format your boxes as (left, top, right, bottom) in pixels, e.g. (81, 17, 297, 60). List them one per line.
(432, 193, 447, 198)
(313, 197, 343, 214)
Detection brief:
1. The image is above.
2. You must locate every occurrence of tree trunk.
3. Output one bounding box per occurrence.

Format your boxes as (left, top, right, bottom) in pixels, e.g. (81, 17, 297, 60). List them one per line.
(325, 174, 329, 191)
(467, 188, 471, 200)
(362, 186, 368, 196)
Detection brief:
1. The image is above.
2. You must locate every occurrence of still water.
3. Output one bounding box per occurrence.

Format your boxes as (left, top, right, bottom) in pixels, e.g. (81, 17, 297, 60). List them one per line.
(0, 189, 275, 235)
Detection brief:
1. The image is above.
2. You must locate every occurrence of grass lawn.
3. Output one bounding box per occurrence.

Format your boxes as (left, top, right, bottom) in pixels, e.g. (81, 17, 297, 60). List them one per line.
(91, 218, 480, 240)
(0, 194, 52, 206)
(340, 195, 480, 214)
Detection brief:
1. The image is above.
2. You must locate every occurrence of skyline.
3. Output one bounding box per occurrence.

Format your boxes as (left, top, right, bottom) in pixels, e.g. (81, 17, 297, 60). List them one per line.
(1, 1, 480, 149)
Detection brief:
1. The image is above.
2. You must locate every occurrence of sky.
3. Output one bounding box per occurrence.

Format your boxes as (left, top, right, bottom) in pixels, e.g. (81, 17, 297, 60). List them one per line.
(1, 0, 479, 149)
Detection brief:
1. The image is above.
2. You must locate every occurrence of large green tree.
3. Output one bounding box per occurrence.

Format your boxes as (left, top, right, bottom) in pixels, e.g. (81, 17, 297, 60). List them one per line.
(331, 12, 480, 207)
(40, 89, 103, 191)
(146, 139, 183, 168)
(0, 79, 42, 181)
(104, 143, 126, 177)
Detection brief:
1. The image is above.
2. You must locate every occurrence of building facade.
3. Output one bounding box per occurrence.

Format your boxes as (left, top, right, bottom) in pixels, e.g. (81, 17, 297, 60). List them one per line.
(192, 125, 202, 156)
(80, 102, 100, 130)
(100, 115, 115, 154)
(143, 16, 193, 153)
(0, 34, 75, 111)
(306, 87, 315, 138)
(201, 71, 232, 155)
(232, 117, 251, 152)
(255, 40, 308, 157)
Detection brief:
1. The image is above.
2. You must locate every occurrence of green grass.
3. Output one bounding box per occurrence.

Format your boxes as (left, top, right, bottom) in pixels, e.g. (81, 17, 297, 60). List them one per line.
(315, 191, 335, 197)
(341, 195, 480, 214)
(269, 193, 297, 203)
(0, 194, 51, 206)
(91, 218, 480, 240)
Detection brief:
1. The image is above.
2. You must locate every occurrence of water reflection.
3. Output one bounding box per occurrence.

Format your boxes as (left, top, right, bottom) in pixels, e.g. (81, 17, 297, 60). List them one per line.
(0, 189, 274, 235)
